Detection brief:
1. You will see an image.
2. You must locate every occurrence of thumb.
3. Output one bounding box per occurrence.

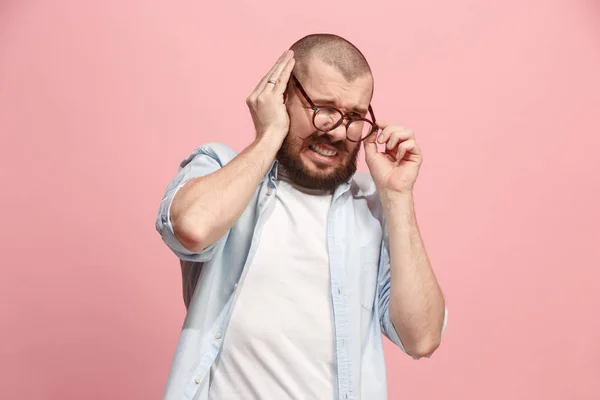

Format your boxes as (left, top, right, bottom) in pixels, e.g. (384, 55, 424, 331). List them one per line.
(364, 121, 385, 159)
(363, 137, 378, 160)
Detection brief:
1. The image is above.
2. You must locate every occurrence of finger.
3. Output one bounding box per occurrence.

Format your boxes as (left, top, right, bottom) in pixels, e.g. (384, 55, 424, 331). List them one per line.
(364, 125, 380, 144)
(395, 146, 406, 162)
(376, 120, 390, 131)
(248, 54, 287, 104)
(394, 140, 419, 162)
(385, 130, 404, 151)
(363, 138, 378, 160)
(375, 121, 390, 143)
(254, 51, 286, 91)
(393, 139, 414, 160)
(377, 123, 411, 145)
(262, 50, 294, 92)
(253, 50, 291, 93)
(380, 127, 414, 149)
(407, 142, 422, 161)
(273, 57, 296, 94)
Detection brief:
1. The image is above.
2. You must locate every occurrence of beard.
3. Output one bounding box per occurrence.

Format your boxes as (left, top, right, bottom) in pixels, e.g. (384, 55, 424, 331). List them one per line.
(276, 131, 359, 191)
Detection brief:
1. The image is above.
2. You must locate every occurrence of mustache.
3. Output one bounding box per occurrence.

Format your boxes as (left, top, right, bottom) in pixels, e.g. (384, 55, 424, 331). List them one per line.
(302, 131, 346, 152)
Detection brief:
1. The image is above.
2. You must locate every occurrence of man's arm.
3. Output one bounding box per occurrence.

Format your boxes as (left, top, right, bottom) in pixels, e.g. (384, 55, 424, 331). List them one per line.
(364, 122, 446, 358)
(381, 191, 446, 358)
(171, 134, 282, 252)
(170, 50, 295, 252)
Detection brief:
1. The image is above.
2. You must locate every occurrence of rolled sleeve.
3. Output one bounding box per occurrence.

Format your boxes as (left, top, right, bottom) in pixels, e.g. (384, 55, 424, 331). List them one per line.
(376, 242, 407, 352)
(155, 142, 237, 262)
(381, 302, 448, 359)
(377, 232, 449, 359)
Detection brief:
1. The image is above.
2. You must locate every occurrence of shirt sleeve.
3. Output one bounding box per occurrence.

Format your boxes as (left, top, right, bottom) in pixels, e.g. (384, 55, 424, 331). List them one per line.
(155, 142, 238, 262)
(377, 226, 449, 359)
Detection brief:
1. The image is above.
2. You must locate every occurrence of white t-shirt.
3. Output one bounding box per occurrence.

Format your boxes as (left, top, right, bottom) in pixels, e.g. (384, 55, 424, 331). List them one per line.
(208, 179, 336, 400)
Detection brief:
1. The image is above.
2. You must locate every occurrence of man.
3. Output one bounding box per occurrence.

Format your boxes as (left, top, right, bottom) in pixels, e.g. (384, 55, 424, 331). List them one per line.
(156, 33, 448, 400)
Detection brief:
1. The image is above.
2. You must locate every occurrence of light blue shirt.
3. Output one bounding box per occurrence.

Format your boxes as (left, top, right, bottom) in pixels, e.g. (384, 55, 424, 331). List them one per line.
(156, 142, 448, 400)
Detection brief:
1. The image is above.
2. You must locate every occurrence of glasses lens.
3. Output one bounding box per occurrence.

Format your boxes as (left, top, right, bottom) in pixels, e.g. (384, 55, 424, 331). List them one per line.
(347, 119, 376, 141)
(314, 108, 343, 131)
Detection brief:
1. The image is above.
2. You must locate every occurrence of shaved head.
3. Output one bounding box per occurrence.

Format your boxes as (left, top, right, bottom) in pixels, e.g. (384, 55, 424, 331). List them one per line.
(289, 33, 373, 84)
(277, 33, 375, 190)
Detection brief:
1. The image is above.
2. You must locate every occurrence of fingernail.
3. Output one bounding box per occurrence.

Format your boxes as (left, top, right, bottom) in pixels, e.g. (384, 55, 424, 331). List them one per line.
(377, 134, 384, 143)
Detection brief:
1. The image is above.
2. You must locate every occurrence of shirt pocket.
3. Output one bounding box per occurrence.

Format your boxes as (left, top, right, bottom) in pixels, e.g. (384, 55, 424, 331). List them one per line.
(359, 244, 380, 311)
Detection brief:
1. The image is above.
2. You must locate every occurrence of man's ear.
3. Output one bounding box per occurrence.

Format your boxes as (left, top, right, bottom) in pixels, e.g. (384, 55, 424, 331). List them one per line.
(283, 86, 290, 104)
(283, 80, 293, 104)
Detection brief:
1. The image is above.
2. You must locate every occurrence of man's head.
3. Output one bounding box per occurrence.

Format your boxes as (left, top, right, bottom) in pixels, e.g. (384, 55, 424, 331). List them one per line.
(277, 34, 374, 190)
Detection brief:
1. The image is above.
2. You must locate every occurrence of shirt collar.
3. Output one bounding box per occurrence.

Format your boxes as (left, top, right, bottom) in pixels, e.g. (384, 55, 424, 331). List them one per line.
(268, 160, 279, 181)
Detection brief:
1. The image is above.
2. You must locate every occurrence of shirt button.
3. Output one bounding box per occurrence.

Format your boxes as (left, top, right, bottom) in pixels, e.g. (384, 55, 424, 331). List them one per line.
(234, 283, 238, 289)
(266, 189, 273, 196)
(194, 377, 201, 384)
(215, 332, 222, 339)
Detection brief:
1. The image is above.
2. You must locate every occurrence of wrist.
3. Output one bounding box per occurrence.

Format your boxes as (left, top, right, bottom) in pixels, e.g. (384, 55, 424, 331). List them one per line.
(381, 189, 414, 204)
(259, 128, 286, 146)
(250, 130, 285, 166)
(381, 189, 415, 215)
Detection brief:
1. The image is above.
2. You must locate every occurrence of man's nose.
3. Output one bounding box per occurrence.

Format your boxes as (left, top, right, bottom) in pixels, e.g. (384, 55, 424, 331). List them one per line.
(319, 123, 347, 142)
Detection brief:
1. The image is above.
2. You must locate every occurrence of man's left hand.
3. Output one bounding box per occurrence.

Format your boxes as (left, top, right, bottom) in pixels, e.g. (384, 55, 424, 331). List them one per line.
(364, 122, 423, 195)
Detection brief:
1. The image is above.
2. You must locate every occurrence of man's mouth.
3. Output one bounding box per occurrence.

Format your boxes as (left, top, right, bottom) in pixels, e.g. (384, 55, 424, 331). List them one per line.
(309, 143, 338, 157)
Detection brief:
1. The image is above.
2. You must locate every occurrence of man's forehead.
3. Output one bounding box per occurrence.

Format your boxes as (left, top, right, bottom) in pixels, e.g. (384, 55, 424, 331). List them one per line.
(302, 61, 373, 112)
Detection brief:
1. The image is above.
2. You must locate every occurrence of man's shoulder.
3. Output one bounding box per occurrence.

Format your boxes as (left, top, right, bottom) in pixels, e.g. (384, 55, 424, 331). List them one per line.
(179, 142, 238, 169)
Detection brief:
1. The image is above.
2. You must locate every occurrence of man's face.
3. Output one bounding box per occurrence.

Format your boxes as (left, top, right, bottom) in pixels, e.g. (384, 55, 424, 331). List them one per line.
(277, 59, 374, 190)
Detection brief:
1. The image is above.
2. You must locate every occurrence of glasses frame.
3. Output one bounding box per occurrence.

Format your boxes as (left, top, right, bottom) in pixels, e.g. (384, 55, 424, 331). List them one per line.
(291, 74, 379, 143)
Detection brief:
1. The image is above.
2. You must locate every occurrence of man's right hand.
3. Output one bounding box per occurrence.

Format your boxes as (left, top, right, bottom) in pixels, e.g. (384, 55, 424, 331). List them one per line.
(170, 51, 295, 254)
(246, 50, 295, 143)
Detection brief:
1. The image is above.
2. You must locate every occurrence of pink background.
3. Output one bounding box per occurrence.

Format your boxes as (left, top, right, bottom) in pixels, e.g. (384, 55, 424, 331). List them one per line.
(1, 0, 600, 399)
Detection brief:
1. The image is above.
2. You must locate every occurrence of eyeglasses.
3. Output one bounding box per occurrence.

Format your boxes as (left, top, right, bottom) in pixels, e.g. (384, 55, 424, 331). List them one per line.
(292, 74, 379, 143)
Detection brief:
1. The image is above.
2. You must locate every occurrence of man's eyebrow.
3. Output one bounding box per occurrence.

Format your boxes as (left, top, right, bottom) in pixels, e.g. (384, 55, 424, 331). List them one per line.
(311, 98, 368, 115)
